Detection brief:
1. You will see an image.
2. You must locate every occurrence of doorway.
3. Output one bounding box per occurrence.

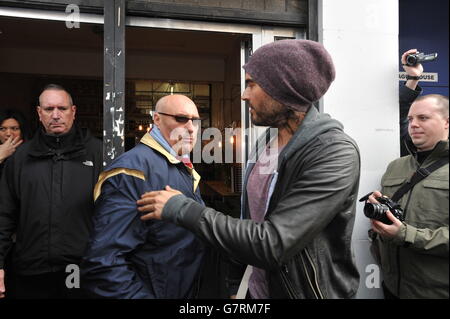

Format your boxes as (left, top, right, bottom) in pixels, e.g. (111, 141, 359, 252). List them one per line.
(0, 9, 303, 297)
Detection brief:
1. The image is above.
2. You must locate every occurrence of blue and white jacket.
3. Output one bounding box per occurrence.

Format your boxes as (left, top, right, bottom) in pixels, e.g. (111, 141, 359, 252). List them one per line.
(81, 129, 205, 299)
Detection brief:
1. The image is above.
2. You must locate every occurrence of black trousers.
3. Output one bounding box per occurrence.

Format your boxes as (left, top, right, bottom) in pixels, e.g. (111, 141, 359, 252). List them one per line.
(9, 271, 87, 299)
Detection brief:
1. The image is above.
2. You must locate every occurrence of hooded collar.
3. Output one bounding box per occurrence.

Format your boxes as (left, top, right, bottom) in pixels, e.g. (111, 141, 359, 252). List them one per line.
(29, 125, 88, 159)
(281, 106, 344, 158)
(249, 106, 344, 166)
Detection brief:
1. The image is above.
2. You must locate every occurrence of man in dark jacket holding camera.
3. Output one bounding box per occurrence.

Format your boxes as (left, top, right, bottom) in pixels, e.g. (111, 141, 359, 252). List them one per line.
(137, 40, 361, 299)
(400, 48, 424, 157)
(0, 84, 102, 299)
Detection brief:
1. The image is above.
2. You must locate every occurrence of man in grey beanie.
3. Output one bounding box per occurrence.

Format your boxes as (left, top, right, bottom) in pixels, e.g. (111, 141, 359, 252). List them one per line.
(137, 39, 361, 299)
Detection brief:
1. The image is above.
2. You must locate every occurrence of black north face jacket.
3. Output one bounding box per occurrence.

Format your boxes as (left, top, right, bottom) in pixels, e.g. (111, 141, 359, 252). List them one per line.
(0, 126, 102, 275)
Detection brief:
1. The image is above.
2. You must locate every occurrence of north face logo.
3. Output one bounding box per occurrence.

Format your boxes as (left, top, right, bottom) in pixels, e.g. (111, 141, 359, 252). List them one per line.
(83, 160, 94, 167)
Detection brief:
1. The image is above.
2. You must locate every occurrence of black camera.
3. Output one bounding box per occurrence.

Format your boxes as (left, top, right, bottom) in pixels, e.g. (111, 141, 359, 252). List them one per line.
(405, 52, 438, 66)
(359, 193, 404, 225)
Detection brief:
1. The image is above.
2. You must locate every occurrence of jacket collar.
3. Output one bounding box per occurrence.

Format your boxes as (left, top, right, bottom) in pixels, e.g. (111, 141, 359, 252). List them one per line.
(248, 106, 344, 169)
(141, 132, 181, 165)
(29, 125, 87, 159)
(280, 106, 344, 160)
(424, 140, 449, 161)
(405, 139, 449, 164)
(140, 133, 201, 192)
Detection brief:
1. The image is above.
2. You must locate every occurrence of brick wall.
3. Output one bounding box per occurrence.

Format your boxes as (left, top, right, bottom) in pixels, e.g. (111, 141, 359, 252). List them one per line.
(138, 0, 307, 14)
(0, 0, 308, 26)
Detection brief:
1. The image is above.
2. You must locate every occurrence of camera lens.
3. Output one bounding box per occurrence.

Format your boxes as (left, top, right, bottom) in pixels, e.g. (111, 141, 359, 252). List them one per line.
(364, 203, 384, 219)
(406, 55, 417, 66)
(364, 203, 392, 224)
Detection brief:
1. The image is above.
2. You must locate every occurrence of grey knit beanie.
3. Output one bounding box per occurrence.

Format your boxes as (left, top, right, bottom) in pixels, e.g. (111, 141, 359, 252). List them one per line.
(243, 39, 335, 112)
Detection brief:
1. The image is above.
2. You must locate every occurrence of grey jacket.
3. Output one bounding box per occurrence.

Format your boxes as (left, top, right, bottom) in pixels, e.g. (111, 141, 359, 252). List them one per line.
(163, 106, 361, 298)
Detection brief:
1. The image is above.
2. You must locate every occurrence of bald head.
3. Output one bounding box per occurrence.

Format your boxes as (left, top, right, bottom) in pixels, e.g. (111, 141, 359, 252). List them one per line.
(153, 94, 200, 155)
(155, 94, 197, 114)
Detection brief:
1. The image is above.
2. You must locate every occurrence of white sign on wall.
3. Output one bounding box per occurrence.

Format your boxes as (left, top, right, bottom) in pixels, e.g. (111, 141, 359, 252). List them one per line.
(399, 72, 439, 82)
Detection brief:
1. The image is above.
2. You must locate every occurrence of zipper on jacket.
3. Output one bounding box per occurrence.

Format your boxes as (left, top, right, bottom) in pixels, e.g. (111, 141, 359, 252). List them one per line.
(48, 160, 54, 270)
(299, 255, 318, 299)
(280, 264, 300, 299)
(300, 249, 324, 299)
(392, 149, 432, 296)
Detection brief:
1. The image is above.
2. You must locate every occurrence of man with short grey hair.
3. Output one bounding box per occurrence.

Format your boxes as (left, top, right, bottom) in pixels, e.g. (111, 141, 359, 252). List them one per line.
(0, 84, 102, 299)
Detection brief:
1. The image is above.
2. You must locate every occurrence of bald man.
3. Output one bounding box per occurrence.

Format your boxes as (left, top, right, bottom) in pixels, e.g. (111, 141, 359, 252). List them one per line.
(81, 95, 206, 299)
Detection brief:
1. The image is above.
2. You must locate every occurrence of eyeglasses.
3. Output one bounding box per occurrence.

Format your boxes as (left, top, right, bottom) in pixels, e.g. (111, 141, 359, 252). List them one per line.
(157, 112, 202, 126)
(0, 126, 20, 132)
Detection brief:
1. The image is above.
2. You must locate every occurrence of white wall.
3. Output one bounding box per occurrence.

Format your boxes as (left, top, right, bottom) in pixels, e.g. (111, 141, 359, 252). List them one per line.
(318, 0, 399, 298)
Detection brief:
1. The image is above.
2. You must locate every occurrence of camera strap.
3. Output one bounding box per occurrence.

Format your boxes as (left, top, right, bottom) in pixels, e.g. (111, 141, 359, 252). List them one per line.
(391, 157, 448, 202)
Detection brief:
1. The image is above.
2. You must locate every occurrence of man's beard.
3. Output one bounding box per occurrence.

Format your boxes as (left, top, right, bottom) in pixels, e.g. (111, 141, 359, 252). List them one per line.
(251, 100, 293, 128)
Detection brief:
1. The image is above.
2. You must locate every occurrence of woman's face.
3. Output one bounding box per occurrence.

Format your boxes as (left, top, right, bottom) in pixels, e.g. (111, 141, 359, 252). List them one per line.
(0, 118, 22, 144)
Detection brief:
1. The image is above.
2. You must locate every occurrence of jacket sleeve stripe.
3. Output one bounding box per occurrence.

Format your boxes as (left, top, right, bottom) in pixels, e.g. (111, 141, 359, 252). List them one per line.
(93, 168, 146, 202)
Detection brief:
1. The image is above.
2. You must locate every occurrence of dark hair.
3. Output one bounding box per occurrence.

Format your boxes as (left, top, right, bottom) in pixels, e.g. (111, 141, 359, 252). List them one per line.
(39, 84, 74, 106)
(0, 109, 32, 141)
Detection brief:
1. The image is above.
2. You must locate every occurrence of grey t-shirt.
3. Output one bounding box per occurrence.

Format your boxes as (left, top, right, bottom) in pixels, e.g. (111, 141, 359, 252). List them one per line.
(246, 142, 283, 299)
